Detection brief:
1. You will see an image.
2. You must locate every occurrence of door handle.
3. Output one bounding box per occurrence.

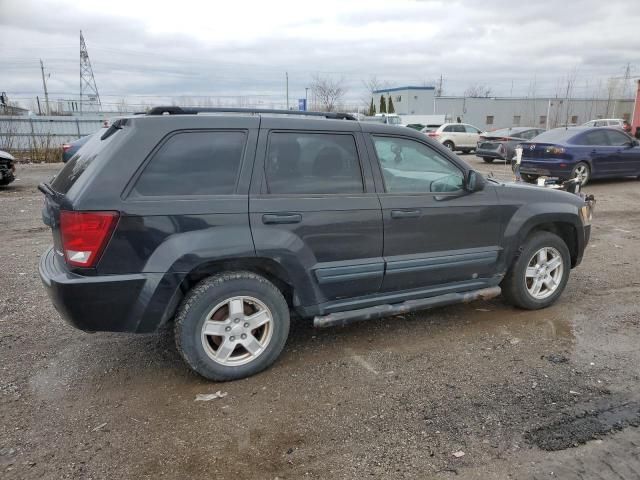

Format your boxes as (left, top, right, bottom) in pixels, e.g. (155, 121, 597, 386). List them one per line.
(390, 209, 421, 219)
(262, 213, 302, 224)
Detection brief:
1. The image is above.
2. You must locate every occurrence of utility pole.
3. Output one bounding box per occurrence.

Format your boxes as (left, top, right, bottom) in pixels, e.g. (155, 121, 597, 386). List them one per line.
(305, 87, 309, 110)
(286, 72, 289, 110)
(436, 74, 443, 97)
(546, 99, 552, 130)
(40, 59, 50, 116)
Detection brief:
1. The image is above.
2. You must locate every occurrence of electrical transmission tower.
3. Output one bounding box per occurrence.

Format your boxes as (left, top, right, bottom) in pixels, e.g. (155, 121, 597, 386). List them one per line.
(79, 30, 101, 114)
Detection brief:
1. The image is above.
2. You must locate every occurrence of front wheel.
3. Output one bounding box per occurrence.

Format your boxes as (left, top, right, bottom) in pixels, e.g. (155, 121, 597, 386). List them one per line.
(482, 157, 494, 163)
(175, 271, 290, 381)
(501, 231, 571, 310)
(521, 173, 538, 184)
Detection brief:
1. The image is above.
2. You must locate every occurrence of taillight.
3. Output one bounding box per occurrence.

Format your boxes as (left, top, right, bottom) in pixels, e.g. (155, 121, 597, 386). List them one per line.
(545, 146, 565, 155)
(427, 132, 440, 137)
(62, 144, 71, 152)
(59, 211, 119, 267)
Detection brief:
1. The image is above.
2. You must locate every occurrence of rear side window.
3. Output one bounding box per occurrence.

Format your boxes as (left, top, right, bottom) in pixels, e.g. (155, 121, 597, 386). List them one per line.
(580, 130, 609, 146)
(132, 131, 246, 197)
(51, 132, 102, 194)
(265, 132, 363, 194)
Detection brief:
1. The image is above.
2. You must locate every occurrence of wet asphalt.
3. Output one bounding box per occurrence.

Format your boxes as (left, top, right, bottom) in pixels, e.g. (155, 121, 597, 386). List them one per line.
(1, 160, 639, 479)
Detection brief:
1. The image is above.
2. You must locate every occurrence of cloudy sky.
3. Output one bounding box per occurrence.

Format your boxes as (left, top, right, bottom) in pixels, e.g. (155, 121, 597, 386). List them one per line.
(1, 0, 638, 109)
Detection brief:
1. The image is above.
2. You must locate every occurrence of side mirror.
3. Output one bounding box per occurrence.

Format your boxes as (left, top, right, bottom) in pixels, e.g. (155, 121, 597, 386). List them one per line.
(465, 170, 485, 193)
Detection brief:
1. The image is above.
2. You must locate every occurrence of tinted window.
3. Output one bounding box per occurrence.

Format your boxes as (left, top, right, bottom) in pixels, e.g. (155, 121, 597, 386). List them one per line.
(265, 133, 363, 194)
(51, 132, 103, 194)
(443, 125, 455, 132)
(372, 136, 464, 193)
(605, 129, 631, 146)
(453, 124, 466, 133)
(579, 130, 609, 146)
(132, 131, 246, 196)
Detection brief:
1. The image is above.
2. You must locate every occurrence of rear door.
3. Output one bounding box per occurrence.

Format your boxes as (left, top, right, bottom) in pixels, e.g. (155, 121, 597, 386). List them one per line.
(249, 120, 383, 306)
(366, 133, 502, 293)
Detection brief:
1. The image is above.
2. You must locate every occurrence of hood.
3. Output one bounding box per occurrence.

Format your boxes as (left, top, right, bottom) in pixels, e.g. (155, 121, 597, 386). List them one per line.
(493, 179, 585, 206)
(0, 150, 16, 163)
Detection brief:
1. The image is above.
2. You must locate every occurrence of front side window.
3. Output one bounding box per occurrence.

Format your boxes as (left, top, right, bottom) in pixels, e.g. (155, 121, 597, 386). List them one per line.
(132, 131, 246, 197)
(265, 132, 363, 194)
(605, 129, 631, 146)
(466, 125, 481, 133)
(372, 136, 464, 194)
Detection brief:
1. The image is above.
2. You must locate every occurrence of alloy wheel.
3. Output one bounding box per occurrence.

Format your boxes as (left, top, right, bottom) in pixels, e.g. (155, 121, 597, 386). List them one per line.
(200, 296, 273, 366)
(524, 247, 564, 300)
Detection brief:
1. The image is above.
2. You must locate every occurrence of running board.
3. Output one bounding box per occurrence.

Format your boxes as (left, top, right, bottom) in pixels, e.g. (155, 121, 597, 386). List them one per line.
(313, 286, 501, 328)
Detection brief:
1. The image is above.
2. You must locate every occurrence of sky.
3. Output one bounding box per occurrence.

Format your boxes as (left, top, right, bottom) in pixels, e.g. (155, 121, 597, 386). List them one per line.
(1, 0, 639, 110)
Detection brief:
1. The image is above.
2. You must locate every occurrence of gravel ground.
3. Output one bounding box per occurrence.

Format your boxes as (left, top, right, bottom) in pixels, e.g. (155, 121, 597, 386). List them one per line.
(1, 160, 640, 479)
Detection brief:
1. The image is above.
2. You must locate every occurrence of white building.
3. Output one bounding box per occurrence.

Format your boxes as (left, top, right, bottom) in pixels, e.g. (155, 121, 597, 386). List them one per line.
(372, 86, 634, 130)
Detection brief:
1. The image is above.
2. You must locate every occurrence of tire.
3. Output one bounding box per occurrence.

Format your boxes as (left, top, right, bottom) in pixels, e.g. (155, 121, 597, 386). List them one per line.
(443, 140, 455, 151)
(174, 271, 290, 381)
(571, 162, 590, 186)
(462, 149, 472, 154)
(482, 157, 494, 163)
(501, 231, 571, 310)
(521, 173, 538, 184)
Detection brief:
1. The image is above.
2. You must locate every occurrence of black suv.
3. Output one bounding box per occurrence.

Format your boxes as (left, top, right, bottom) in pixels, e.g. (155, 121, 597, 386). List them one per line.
(39, 107, 594, 381)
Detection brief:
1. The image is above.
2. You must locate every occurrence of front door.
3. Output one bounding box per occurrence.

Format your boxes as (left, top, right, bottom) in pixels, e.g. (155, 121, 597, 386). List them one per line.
(250, 126, 383, 307)
(367, 134, 502, 293)
(604, 129, 640, 175)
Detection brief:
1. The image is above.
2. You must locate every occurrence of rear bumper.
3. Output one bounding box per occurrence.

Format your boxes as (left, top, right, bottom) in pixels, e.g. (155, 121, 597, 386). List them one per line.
(476, 148, 506, 160)
(519, 159, 573, 178)
(39, 247, 184, 333)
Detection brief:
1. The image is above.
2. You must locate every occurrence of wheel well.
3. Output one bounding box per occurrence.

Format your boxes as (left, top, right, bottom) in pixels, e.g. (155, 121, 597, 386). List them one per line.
(528, 222, 579, 267)
(170, 258, 295, 321)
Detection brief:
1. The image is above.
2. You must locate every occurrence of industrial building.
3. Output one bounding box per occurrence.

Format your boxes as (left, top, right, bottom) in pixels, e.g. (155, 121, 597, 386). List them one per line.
(373, 86, 635, 130)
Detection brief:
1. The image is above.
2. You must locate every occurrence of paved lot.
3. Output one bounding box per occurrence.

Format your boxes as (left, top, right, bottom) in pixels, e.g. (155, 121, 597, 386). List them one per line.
(1, 159, 640, 479)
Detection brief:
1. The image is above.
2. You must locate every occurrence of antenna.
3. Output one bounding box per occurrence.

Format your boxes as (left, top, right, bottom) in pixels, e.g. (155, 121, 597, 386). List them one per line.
(79, 30, 101, 114)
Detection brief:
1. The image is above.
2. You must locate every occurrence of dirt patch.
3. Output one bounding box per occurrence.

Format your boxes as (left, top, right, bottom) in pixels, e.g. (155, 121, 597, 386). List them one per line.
(525, 399, 640, 451)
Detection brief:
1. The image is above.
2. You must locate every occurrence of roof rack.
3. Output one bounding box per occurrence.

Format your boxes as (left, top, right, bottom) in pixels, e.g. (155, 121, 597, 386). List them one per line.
(146, 106, 357, 121)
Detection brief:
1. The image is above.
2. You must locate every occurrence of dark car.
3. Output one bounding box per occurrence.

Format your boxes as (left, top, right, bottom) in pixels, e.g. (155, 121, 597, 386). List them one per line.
(517, 127, 640, 186)
(39, 107, 594, 381)
(0, 150, 16, 186)
(476, 127, 545, 163)
(62, 134, 92, 163)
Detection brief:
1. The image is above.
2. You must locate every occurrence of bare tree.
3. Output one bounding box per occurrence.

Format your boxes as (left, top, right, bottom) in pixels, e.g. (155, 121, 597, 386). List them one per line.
(311, 74, 347, 112)
(464, 84, 493, 98)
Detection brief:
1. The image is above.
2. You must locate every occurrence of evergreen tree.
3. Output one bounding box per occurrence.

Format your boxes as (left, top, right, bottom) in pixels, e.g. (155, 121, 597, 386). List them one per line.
(388, 96, 395, 114)
(379, 95, 387, 114)
(368, 97, 376, 116)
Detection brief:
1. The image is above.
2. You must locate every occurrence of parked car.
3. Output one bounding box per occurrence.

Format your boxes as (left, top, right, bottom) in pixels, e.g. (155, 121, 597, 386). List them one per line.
(516, 126, 640, 186)
(425, 123, 483, 153)
(62, 134, 92, 163)
(476, 127, 545, 163)
(582, 118, 627, 130)
(420, 124, 444, 134)
(0, 150, 16, 186)
(39, 107, 594, 381)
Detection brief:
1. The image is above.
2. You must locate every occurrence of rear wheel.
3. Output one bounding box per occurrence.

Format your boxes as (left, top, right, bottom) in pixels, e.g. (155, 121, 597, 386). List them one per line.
(443, 140, 455, 151)
(571, 162, 590, 186)
(462, 149, 472, 154)
(175, 271, 290, 381)
(482, 157, 494, 163)
(521, 173, 538, 183)
(502, 231, 571, 310)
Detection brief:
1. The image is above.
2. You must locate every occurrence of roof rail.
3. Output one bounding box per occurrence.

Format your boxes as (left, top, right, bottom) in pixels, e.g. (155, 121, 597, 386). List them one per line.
(146, 106, 357, 120)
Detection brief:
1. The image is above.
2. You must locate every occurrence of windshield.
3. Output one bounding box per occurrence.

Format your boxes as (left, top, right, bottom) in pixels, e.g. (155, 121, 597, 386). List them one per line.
(529, 128, 576, 144)
(486, 128, 526, 137)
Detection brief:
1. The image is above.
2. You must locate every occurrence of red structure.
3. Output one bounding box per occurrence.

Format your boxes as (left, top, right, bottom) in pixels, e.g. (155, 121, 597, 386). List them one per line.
(633, 80, 640, 135)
